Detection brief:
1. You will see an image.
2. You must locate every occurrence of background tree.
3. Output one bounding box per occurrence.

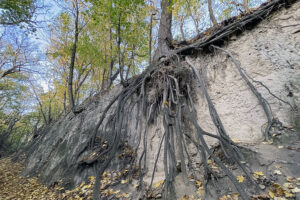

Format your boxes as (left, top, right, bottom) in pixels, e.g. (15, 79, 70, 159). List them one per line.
(0, 0, 36, 26)
(208, 0, 218, 25)
(0, 31, 39, 78)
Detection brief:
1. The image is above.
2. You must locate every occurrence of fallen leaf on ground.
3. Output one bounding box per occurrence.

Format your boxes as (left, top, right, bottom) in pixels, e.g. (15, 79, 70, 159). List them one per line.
(153, 180, 164, 188)
(237, 176, 245, 183)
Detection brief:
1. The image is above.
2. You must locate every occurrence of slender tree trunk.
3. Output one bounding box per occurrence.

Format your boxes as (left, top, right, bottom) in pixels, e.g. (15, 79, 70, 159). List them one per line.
(63, 90, 66, 114)
(243, 0, 250, 12)
(33, 114, 41, 139)
(48, 101, 52, 123)
(101, 69, 106, 90)
(185, 0, 200, 35)
(74, 68, 91, 97)
(68, 0, 79, 112)
(101, 39, 108, 91)
(0, 115, 19, 149)
(106, 28, 113, 89)
(117, 14, 125, 85)
(208, 0, 217, 25)
(153, 0, 173, 62)
(30, 82, 48, 125)
(149, 12, 153, 65)
(180, 16, 185, 40)
(125, 45, 135, 80)
(48, 91, 56, 123)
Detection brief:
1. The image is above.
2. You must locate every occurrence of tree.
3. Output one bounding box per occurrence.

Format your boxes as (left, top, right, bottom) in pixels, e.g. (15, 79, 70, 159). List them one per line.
(0, 31, 39, 79)
(68, 0, 80, 113)
(208, 0, 217, 25)
(0, 0, 36, 26)
(49, 0, 92, 113)
(0, 74, 29, 152)
(153, 0, 173, 62)
(243, 0, 250, 12)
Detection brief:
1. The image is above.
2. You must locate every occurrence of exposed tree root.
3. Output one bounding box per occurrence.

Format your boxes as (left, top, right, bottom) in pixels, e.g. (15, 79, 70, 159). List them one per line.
(80, 1, 296, 198)
(80, 48, 293, 199)
(83, 56, 265, 200)
(210, 45, 290, 141)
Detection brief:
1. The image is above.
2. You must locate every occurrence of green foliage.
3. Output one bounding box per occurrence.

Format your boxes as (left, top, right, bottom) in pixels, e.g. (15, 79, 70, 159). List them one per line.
(47, 0, 151, 109)
(0, 0, 35, 26)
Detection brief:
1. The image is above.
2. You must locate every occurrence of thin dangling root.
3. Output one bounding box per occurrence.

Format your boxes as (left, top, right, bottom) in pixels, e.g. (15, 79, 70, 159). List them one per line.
(211, 45, 288, 141)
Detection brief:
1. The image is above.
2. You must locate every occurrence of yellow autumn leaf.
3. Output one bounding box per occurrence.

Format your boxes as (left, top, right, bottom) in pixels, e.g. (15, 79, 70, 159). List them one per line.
(88, 176, 95, 182)
(211, 166, 218, 170)
(207, 159, 212, 164)
(114, 190, 120, 194)
(219, 195, 227, 200)
(237, 176, 244, 183)
(79, 181, 85, 187)
(122, 192, 130, 198)
(107, 188, 114, 195)
(232, 139, 240, 143)
(232, 192, 239, 200)
(284, 190, 293, 198)
(283, 182, 294, 189)
(291, 187, 300, 193)
(121, 179, 129, 184)
(197, 187, 204, 195)
(82, 184, 92, 190)
(268, 190, 275, 198)
(254, 171, 264, 176)
(253, 171, 264, 179)
(154, 180, 165, 188)
(196, 180, 202, 187)
(163, 101, 169, 107)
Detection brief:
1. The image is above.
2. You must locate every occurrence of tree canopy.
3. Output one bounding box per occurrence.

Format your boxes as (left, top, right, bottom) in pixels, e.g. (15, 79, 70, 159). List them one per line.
(0, 0, 36, 26)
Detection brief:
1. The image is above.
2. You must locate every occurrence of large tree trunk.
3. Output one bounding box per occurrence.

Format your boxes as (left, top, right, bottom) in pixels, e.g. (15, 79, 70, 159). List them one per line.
(208, 0, 217, 25)
(153, 0, 172, 62)
(68, 0, 79, 112)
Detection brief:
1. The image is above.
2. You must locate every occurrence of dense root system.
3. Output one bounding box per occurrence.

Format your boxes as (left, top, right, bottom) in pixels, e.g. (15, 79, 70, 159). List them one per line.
(82, 47, 291, 199)
(82, 0, 296, 198)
